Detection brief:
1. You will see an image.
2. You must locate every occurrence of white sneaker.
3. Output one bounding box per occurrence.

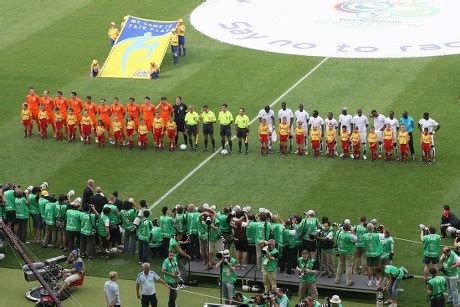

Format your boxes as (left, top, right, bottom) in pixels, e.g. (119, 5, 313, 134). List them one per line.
(294, 150, 298, 154)
(363, 155, 367, 160)
(340, 153, 344, 157)
(335, 151, 339, 156)
(80, 136, 84, 141)
(95, 139, 99, 143)
(367, 280, 372, 287)
(350, 154, 354, 158)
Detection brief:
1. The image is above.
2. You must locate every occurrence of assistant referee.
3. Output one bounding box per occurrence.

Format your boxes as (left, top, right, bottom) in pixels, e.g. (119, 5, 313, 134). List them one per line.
(218, 104, 233, 153)
(201, 105, 216, 152)
(184, 105, 199, 151)
(235, 108, 250, 154)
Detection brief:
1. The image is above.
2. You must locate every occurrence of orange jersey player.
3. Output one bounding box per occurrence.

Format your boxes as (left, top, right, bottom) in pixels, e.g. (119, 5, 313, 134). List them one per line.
(153, 113, 164, 149)
(69, 91, 83, 137)
(20, 103, 32, 137)
(295, 121, 305, 156)
(67, 109, 77, 142)
(111, 116, 124, 147)
(126, 115, 136, 149)
(325, 124, 336, 158)
(38, 105, 49, 138)
(142, 97, 156, 132)
(96, 120, 106, 148)
(126, 97, 141, 127)
(54, 107, 64, 140)
(80, 110, 93, 145)
(54, 90, 68, 135)
(340, 125, 350, 159)
(258, 118, 270, 155)
(157, 97, 173, 126)
(111, 97, 125, 122)
(26, 87, 41, 132)
(40, 90, 56, 136)
(351, 126, 361, 160)
(382, 124, 394, 161)
(367, 127, 378, 161)
(397, 125, 410, 162)
(84, 96, 98, 128)
(421, 127, 432, 163)
(278, 117, 290, 155)
(138, 119, 149, 150)
(97, 98, 112, 139)
(166, 116, 177, 151)
(309, 125, 322, 157)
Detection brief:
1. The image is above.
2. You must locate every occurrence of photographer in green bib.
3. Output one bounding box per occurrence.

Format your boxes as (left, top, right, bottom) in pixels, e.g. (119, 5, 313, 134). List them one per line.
(160, 206, 175, 258)
(98, 206, 111, 258)
(79, 203, 99, 259)
(440, 246, 460, 305)
(55, 194, 69, 250)
(318, 221, 335, 277)
(426, 267, 447, 307)
(262, 239, 279, 294)
(215, 249, 237, 304)
(420, 225, 441, 279)
(353, 216, 368, 275)
(121, 200, 136, 255)
(298, 210, 320, 260)
(363, 223, 385, 287)
(334, 222, 357, 286)
(66, 199, 83, 252)
(255, 211, 272, 269)
(297, 250, 318, 300)
(103, 196, 121, 250)
(186, 204, 200, 261)
(138, 210, 153, 264)
(42, 193, 57, 247)
(162, 251, 182, 307)
(15, 188, 30, 242)
(149, 219, 163, 257)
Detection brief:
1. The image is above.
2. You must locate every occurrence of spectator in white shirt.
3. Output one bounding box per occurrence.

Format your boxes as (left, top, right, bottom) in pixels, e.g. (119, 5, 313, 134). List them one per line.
(105, 271, 121, 307)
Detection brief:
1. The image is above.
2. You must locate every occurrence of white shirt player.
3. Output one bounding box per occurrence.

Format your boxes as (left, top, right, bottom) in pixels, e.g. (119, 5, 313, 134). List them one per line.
(324, 118, 338, 130)
(352, 114, 369, 133)
(385, 117, 399, 141)
(418, 118, 439, 133)
(258, 109, 275, 127)
(339, 114, 353, 132)
(373, 114, 387, 131)
(295, 110, 309, 129)
(308, 116, 325, 129)
(278, 108, 294, 126)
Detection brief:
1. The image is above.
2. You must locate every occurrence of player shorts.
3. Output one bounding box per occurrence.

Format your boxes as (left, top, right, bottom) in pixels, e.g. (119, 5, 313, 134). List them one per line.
(383, 139, 392, 151)
(186, 124, 197, 135)
(82, 124, 92, 136)
(311, 140, 320, 149)
(359, 131, 367, 143)
(39, 119, 47, 127)
(423, 256, 439, 264)
(400, 143, 408, 153)
(369, 142, 377, 151)
(97, 134, 105, 143)
(171, 45, 178, 55)
(341, 140, 349, 150)
(22, 119, 31, 126)
(295, 134, 304, 144)
(178, 35, 185, 45)
(234, 240, 248, 252)
(167, 130, 176, 139)
(126, 128, 134, 137)
(237, 127, 248, 139)
(376, 130, 383, 142)
(301, 239, 317, 253)
(422, 142, 431, 152)
(175, 120, 185, 132)
(67, 124, 75, 132)
(279, 134, 288, 143)
(203, 123, 214, 135)
(259, 134, 268, 143)
(153, 128, 163, 139)
(114, 131, 123, 141)
(367, 256, 382, 267)
(220, 124, 231, 137)
(327, 140, 335, 149)
(55, 120, 64, 130)
(139, 134, 147, 143)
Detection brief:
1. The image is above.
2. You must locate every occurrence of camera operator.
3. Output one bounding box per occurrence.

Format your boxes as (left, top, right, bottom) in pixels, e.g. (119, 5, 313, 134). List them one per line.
(233, 292, 250, 306)
(255, 211, 272, 269)
(55, 194, 69, 251)
(375, 265, 405, 306)
(185, 204, 200, 261)
(15, 188, 30, 242)
(66, 198, 83, 252)
(363, 223, 385, 287)
(440, 247, 460, 305)
(297, 250, 318, 300)
(3, 185, 17, 231)
(298, 210, 320, 260)
(79, 203, 99, 259)
(216, 207, 232, 249)
(199, 210, 222, 268)
(381, 230, 395, 266)
(169, 232, 192, 261)
(420, 225, 441, 279)
(58, 249, 85, 295)
(334, 222, 357, 286)
(162, 251, 182, 307)
(426, 267, 447, 307)
(149, 219, 163, 258)
(441, 205, 460, 238)
(269, 288, 290, 307)
(297, 296, 321, 307)
(215, 249, 237, 304)
(318, 221, 335, 277)
(353, 216, 368, 275)
(246, 214, 257, 265)
(262, 239, 279, 293)
(280, 219, 297, 275)
(251, 294, 267, 307)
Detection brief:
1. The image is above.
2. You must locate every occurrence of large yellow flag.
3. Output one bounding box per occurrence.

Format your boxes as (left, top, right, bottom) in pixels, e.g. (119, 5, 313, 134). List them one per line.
(99, 16, 177, 79)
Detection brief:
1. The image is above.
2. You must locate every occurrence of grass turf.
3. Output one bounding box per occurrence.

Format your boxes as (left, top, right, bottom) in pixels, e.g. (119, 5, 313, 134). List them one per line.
(0, 0, 460, 305)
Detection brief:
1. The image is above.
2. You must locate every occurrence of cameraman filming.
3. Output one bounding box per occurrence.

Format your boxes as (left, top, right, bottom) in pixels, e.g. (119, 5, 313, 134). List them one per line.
(420, 225, 441, 279)
(215, 249, 237, 304)
(296, 250, 318, 300)
(440, 247, 460, 306)
(269, 288, 289, 307)
(162, 251, 182, 307)
(334, 222, 357, 286)
(262, 239, 279, 293)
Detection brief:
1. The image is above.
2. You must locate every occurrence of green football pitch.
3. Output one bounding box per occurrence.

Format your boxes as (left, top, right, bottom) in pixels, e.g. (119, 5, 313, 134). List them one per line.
(1, 0, 460, 305)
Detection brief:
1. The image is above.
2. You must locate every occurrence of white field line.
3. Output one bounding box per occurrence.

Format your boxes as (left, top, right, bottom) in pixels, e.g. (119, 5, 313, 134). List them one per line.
(394, 236, 453, 248)
(149, 57, 330, 209)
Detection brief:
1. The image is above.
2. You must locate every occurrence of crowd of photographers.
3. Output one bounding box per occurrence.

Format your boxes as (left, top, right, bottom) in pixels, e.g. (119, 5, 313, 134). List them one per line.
(1, 181, 460, 306)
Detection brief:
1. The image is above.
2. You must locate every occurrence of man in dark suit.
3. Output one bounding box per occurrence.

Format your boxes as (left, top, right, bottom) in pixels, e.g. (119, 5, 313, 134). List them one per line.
(82, 179, 95, 205)
(112, 191, 123, 211)
(90, 187, 108, 214)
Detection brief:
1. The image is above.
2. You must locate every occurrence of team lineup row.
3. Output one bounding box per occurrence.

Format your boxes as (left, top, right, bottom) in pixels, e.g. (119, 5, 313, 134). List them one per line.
(20, 88, 441, 160)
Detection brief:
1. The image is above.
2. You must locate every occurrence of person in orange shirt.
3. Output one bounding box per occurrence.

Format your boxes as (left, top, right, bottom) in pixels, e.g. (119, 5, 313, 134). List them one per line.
(325, 123, 336, 158)
(80, 110, 93, 145)
(54, 107, 64, 141)
(383, 124, 394, 161)
(142, 96, 156, 132)
(111, 116, 124, 147)
(111, 97, 125, 123)
(67, 108, 77, 142)
(153, 112, 164, 149)
(54, 90, 68, 135)
(367, 127, 378, 161)
(26, 87, 41, 133)
(397, 124, 410, 163)
(295, 121, 305, 156)
(138, 119, 149, 150)
(20, 102, 32, 138)
(126, 97, 141, 128)
(258, 118, 269, 155)
(40, 90, 56, 137)
(278, 117, 290, 155)
(350, 126, 361, 160)
(38, 105, 49, 139)
(340, 125, 350, 159)
(166, 115, 177, 151)
(157, 96, 173, 126)
(421, 127, 432, 163)
(96, 120, 106, 148)
(309, 125, 322, 157)
(97, 98, 112, 141)
(84, 96, 98, 130)
(126, 115, 136, 149)
(69, 91, 83, 138)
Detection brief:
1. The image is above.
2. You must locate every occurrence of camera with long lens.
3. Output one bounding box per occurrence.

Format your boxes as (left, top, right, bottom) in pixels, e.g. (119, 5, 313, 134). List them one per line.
(262, 290, 277, 301)
(418, 224, 429, 235)
(216, 249, 230, 261)
(205, 216, 212, 225)
(309, 228, 322, 240)
(447, 226, 460, 237)
(261, 246, 269, 256)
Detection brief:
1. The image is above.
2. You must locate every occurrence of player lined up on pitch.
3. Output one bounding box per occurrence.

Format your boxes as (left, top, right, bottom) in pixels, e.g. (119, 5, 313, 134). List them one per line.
(21, 88, 440, 162)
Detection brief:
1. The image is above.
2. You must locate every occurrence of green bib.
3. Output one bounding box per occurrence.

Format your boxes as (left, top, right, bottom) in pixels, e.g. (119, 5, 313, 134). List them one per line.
(363, 233, 382, 257)
(354, 224, 368, 248)
(337, 231, 355, 255)
(15, 197, 29, 219)
(29, 194, 40, 215)
(175, 213, 187, 233)
(427, 275, 446, 297)
(138, 219, 152, 241)
(103, 204, 120, 225)
(298, 257, 316, 283)
(38, 197, 49, 218)
(44, 202, 56, 225)
(65, 209, 82, 231)
(444, 252, 459, 277)
(186, 211, 199, 235)
(423, 234, 441, 258)
(98, 214, 109, 237)
(80, 213, 96, 235)
(4, 190, 16, 211)
(263, 247, 279, 272)
(221, 257, 237, 284)
(162, 258, 179, 284)
(120, 209, 135, 231)
(160, 215, 175, 238)
(149, 226, 163, 248)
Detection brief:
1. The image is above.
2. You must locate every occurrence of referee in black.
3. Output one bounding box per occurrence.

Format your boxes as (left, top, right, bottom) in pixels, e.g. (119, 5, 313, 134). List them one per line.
(174, 96, 188, 146)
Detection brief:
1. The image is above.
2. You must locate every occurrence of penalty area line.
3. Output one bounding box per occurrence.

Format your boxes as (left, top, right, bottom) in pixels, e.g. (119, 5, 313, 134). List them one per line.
(149, 57, 329, 210)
